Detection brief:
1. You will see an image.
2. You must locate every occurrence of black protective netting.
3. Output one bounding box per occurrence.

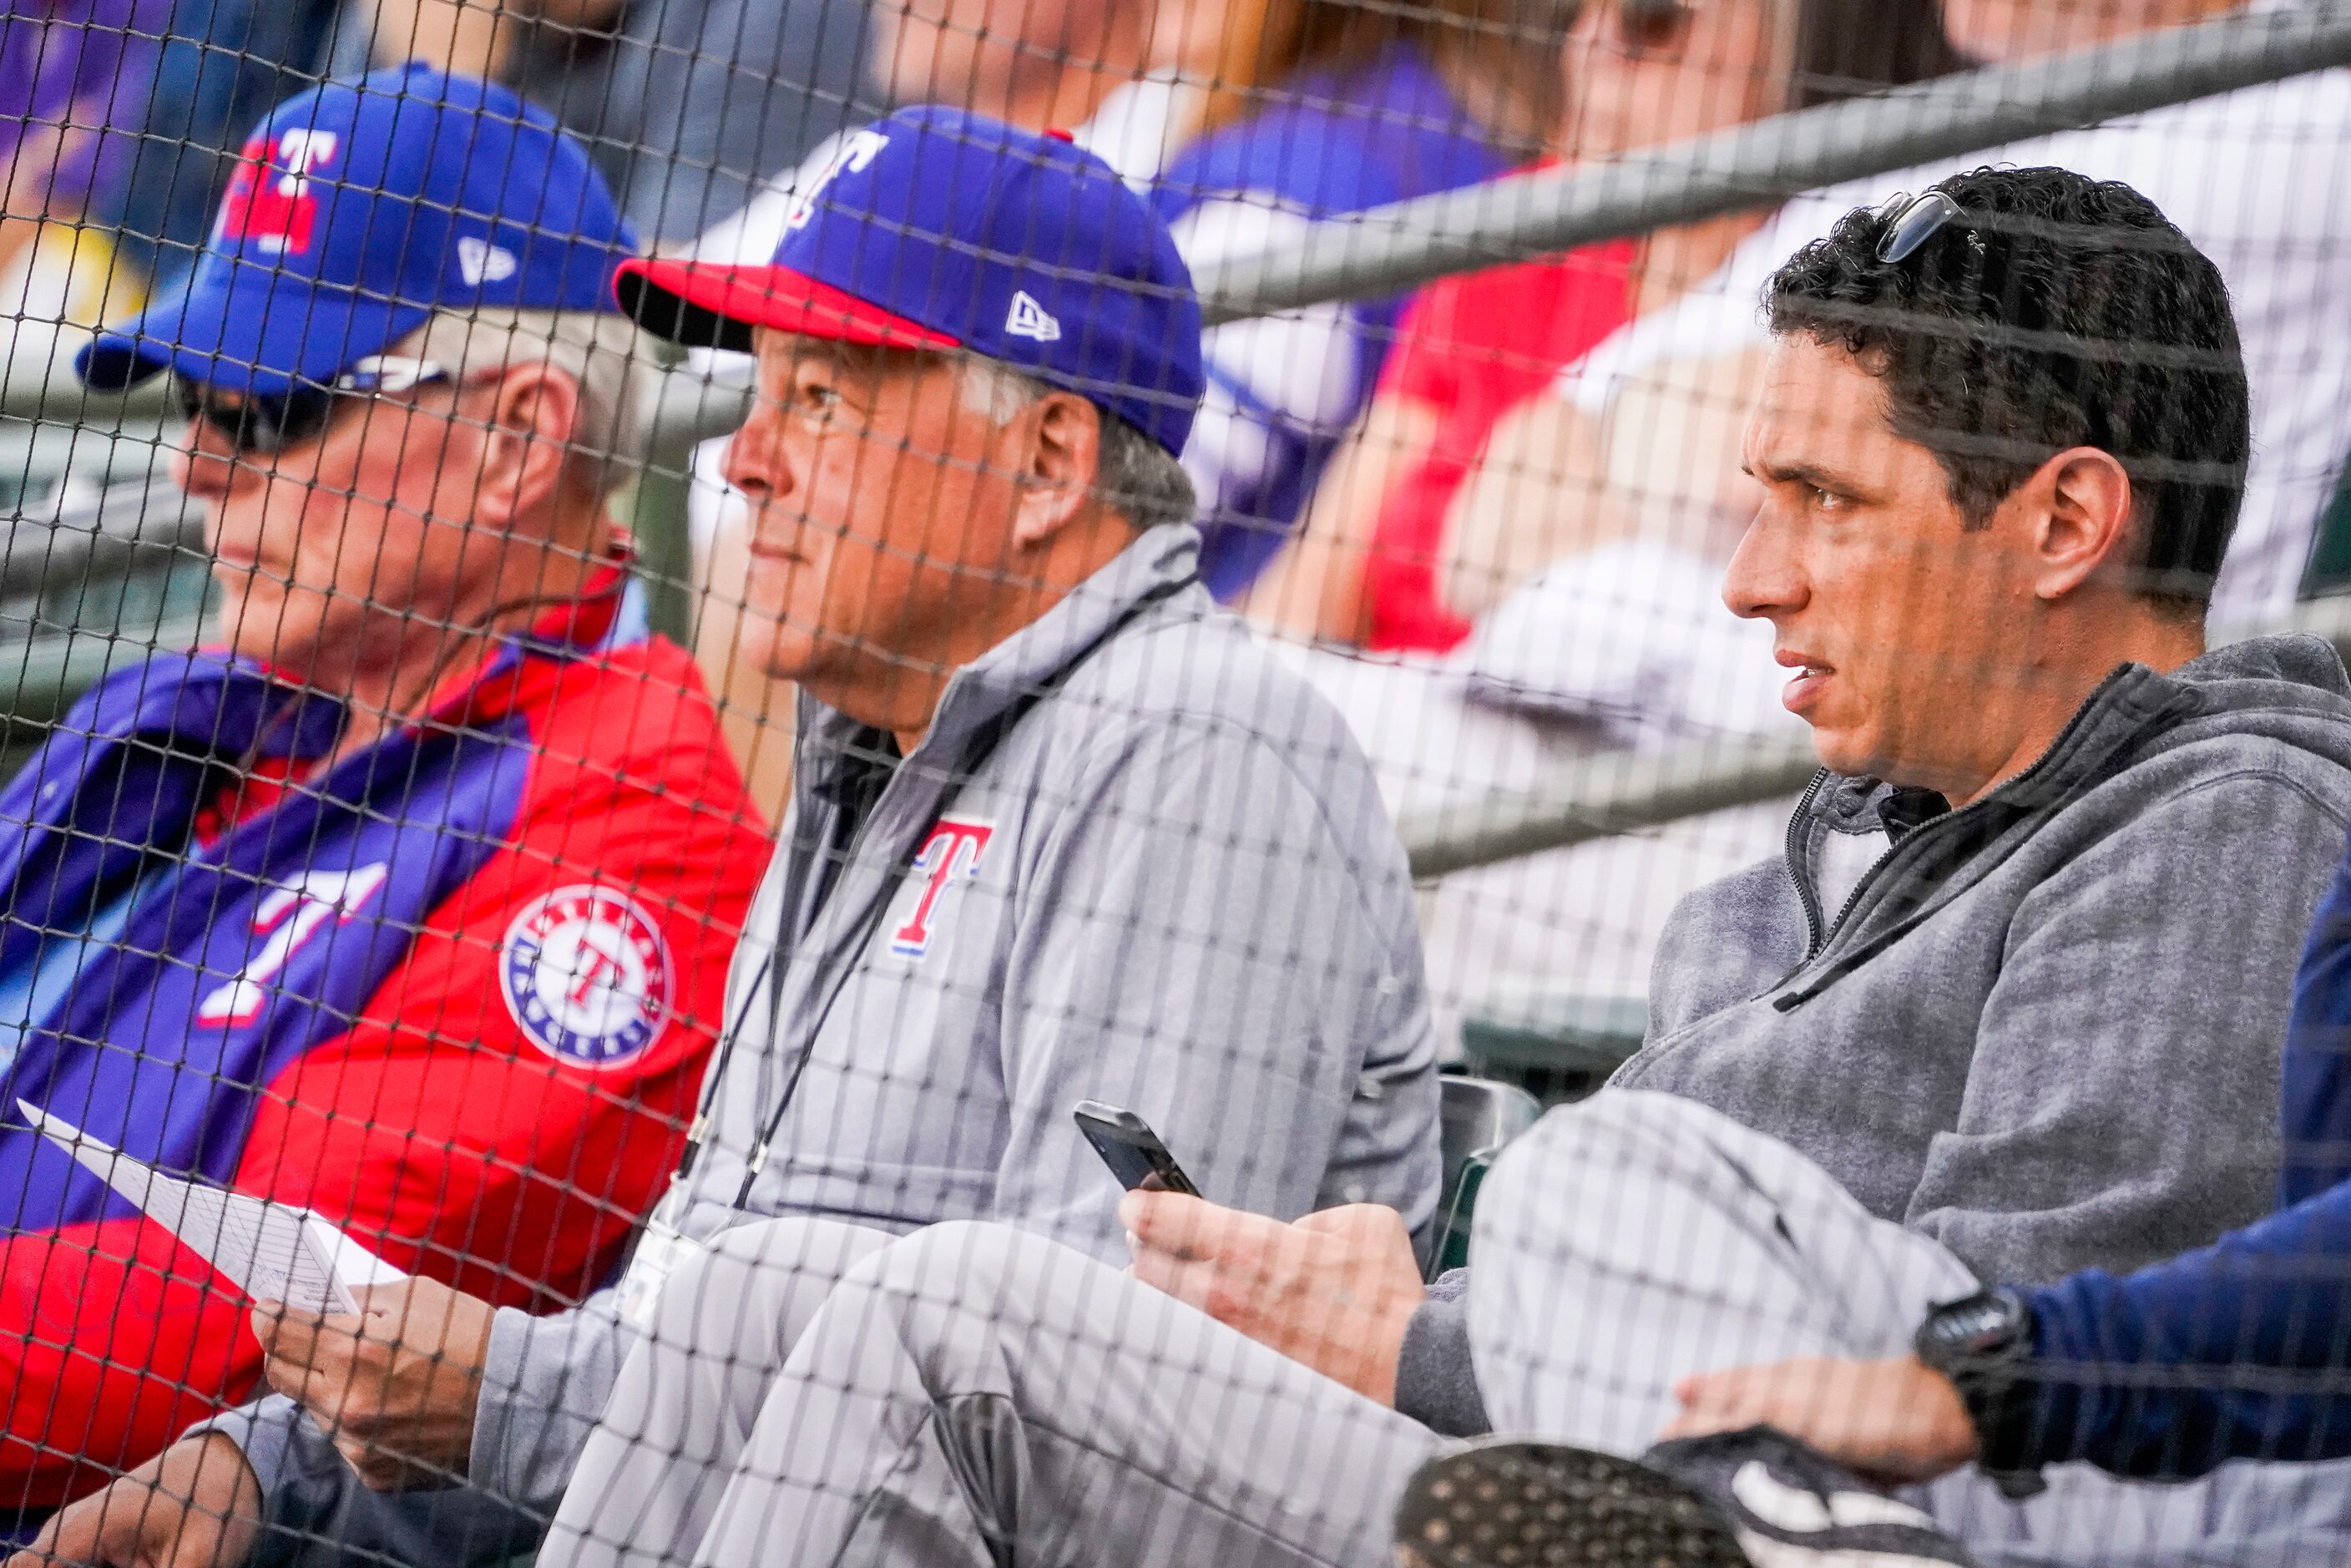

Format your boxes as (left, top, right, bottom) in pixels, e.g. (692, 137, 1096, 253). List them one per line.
(0, 3, 2348, 1567)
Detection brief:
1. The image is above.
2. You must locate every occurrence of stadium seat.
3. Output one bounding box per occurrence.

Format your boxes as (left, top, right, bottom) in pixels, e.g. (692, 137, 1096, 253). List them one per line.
(0, 472, 207, 775)
(1430, 1074, 1542, 1277)
(1459, 989, 1646, 1105)
(2302, 447, 2351, 597)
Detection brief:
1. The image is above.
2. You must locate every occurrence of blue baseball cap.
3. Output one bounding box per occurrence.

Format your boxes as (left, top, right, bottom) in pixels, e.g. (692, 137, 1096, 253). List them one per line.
(614, 107, 1204, 457)
(77, 63, 639, 395)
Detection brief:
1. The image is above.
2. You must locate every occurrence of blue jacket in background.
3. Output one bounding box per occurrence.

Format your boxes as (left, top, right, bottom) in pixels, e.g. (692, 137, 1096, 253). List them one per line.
(1152, 45, 1509, 599)
(2010, 827, 2351, 1477)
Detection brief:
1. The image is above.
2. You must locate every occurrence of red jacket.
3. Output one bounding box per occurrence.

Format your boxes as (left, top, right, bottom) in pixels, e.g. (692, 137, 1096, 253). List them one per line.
(0, 569, 768, 1507)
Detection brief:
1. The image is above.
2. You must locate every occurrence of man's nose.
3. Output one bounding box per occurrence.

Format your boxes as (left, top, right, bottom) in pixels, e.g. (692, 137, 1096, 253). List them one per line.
(1722, 506, 1802, 622)
(721, 400, 799, 505)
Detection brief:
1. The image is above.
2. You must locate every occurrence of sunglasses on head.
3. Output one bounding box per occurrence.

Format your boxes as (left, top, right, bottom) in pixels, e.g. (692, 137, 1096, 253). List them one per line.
(1875, 190, 1967, 265)
(1870, 188, 2119, 451)
(171, 356, 455, 455)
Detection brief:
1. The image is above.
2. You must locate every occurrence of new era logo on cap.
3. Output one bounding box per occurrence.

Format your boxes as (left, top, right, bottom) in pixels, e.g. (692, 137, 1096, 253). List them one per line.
(458, 236, 518, 286)
(1004, 291, 1061, 342)
(613, 106, 1205, 458)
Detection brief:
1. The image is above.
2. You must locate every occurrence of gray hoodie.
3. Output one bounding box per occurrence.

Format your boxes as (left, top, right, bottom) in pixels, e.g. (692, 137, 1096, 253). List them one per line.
(1398, 634, 2351, 1435)
(208, 523, 1440, 1564)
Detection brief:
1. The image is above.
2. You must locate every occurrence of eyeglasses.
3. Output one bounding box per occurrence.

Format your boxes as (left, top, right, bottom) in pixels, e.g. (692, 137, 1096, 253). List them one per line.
(172, 356, 454, 456)
(1613, 0, 1696, 53)
(1869, 189, 2118, 451)
(1875, 190, 1966, 265)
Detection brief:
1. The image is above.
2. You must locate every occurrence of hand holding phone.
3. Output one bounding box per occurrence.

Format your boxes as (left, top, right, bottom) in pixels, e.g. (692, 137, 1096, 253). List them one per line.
(1072, 1100, 1201, 1196)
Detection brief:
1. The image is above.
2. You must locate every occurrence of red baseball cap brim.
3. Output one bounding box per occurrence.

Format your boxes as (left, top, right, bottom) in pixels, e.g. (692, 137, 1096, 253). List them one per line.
(614, 258, 962, 354)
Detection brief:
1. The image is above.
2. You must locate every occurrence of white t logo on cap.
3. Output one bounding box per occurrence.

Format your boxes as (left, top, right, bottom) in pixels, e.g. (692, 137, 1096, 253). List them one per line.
(1005, 291, 1061, 342)
(273, 129, 337, 195)
(781, 128, 892, 236)
(458, 236, 518, 286)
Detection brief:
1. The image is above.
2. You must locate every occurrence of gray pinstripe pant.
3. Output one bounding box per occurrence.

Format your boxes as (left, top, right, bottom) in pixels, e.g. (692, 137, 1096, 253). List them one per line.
(538, 1093, 2350, 1568)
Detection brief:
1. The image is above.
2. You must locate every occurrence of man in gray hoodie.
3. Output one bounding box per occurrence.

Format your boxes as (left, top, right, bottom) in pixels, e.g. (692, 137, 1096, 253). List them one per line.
(16, 108, 1440, 1568)
(460, 165, 2351, 1568)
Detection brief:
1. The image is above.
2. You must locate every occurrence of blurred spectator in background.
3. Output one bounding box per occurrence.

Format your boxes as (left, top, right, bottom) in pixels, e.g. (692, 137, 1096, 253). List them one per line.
(1246, 0, 1957, 1046)
(869, 0, 1148, 148)
(1494, 0, 2351, 630)
(1161, 0, 1578, 600)
(341, 0, 869, 243)
(1258, 0, 1959, 651)
(0, 0, 343, 367)
(0, 0, 173, 339)
(0, 66, 765, 1519)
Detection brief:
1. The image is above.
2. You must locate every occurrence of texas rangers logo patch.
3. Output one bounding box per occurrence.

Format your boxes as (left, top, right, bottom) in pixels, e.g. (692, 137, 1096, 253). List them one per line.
(501, 885, 673, 1069)
(215, 128, 338, 255)
(890, 817, 993, 959)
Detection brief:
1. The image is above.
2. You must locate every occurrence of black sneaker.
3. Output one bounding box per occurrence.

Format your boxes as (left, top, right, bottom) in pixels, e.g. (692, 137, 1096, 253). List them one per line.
(1646, 1428, 1979, 1568)
(1393, 1437, 1748, 1568)
(1391, 1429, 1978, 1568)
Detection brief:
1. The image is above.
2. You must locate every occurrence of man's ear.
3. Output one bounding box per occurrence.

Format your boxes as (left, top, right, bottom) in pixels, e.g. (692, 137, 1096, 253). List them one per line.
(472, 362, 584, 530)
(1009, 390, 1102, 549)
(2024, 445, 2136, 602)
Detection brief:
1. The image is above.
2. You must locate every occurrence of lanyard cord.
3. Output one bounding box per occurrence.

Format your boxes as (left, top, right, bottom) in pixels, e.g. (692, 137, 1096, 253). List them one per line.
(666, 702, 895, 1188)
(666, 716, 819, 1190)
(666, 889, 788, 1188)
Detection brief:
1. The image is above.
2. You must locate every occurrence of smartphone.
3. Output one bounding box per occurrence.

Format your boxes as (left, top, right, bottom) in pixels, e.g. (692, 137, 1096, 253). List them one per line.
(1072, 1100, 1201, 1196)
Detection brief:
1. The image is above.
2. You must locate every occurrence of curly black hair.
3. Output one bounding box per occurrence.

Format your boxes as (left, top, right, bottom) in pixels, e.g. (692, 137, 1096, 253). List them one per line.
(1765, 165, 2249, 613)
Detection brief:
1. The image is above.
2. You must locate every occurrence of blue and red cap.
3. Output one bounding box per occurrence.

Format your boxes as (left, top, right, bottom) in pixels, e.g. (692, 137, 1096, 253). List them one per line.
(614, 107, 1204, 457)
(76, 63, 639, 395)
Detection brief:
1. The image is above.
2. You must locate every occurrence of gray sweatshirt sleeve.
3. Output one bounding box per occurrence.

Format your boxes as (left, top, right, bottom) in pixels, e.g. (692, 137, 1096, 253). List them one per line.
(462, 851, 786, 1510)
(468, 1290, 636, 1515)
(189, 1287, 635, 1565)
(1394, 1268, 1493, 1438)
(988, 719, 1439, 1260)
(194, 1398, 540, 1568)
(1909, 770, 2351, 1283)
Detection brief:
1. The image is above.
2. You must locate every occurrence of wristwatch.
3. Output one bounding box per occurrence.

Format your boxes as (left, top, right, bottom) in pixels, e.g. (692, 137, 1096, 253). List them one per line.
(1914, 1287, 2046, 1493)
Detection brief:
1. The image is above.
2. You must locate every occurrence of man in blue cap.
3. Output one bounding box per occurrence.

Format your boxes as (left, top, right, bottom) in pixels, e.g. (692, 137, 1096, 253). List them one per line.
(23, 105, 1438, 1568)
(0, 60, 773, 1531)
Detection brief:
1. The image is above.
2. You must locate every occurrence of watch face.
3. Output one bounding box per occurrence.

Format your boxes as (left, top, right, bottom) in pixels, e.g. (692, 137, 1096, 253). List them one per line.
(1928, 1290, 2025, 1357)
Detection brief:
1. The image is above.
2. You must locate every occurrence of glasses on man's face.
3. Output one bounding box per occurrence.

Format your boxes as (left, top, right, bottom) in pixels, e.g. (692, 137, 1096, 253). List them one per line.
(172, 356, 454, 456)
(1612, 0, 1696, 53)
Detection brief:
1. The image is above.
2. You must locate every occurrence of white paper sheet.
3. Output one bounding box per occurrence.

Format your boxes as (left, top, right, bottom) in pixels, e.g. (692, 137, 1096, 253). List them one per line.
(17, 1100, 406, 1314)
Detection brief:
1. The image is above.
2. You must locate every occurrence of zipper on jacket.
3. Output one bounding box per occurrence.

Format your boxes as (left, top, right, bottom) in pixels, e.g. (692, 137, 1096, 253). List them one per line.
(731, 571, 1195, 1208)
(1816, 849, 1888, 959)
(1783, 664, 2177, 974)
(1784, 792, 1973, 992)
(1772, 671, 2198, 1011)
(1784, 769, 1832, 957)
